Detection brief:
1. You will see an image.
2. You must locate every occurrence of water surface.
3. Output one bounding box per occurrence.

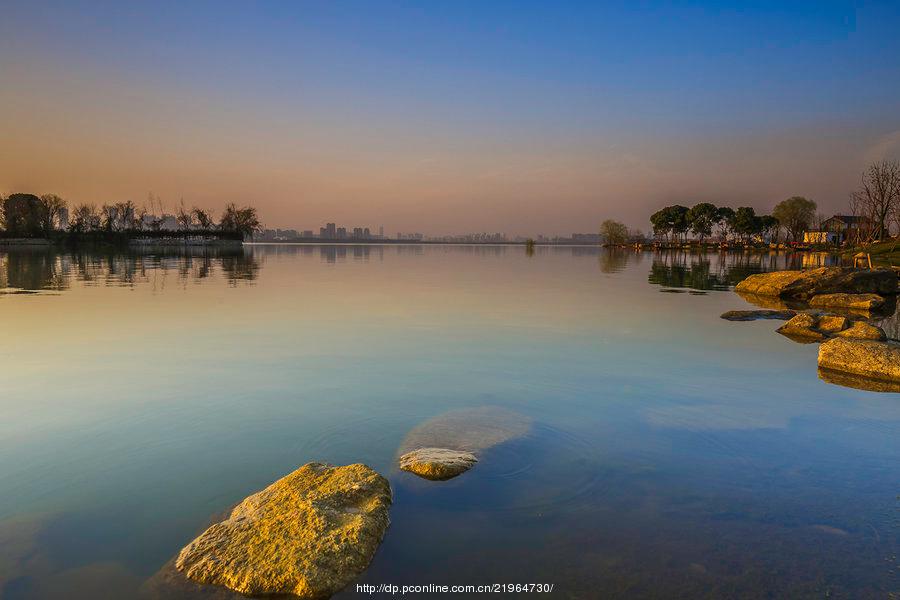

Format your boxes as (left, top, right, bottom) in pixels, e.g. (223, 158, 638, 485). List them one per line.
(1, 245, 899, 599)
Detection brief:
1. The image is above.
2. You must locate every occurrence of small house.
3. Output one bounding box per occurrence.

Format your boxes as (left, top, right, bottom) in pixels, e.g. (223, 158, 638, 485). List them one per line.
(820, 215, 873, 244)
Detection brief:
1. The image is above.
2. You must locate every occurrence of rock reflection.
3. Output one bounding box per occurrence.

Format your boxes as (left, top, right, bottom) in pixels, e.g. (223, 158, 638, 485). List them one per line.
(818, 368, 900, 393)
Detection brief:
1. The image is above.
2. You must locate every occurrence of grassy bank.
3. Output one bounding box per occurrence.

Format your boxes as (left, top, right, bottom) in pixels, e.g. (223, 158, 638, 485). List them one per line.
(842, 238, 900, 266)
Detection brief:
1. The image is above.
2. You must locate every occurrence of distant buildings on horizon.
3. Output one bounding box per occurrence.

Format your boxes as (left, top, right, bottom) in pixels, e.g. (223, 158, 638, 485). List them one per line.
(252, 222, 606, 244)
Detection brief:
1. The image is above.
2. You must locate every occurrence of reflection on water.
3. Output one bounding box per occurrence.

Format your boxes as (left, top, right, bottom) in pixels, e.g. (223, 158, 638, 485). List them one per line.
(1, 245, 900, 600)
(648, 250, 846, 292)
(0, 248, 261, 292)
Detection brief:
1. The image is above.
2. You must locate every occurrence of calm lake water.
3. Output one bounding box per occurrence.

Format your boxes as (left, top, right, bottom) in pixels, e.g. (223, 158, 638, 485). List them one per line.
(2, 245, 899, 599)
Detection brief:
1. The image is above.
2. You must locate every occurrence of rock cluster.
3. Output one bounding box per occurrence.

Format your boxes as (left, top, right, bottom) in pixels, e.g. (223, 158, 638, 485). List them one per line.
(728, 267, 899, 388)
(175, 463, 391, 598)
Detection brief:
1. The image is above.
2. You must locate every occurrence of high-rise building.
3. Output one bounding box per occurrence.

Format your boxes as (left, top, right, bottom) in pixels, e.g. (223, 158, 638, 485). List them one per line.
(319, 222, 337, 238)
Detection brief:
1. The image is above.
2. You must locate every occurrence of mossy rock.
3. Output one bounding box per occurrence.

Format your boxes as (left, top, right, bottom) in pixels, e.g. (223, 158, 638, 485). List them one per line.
(175, 463, 391, 598)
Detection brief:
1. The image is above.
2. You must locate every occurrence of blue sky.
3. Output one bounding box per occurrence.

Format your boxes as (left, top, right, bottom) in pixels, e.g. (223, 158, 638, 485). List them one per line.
(2, 1, 899, 233)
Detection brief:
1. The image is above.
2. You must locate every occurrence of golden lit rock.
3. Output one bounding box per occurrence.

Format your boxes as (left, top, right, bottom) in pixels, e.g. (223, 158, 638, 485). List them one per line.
(835, 321, 886, 341)
(735, 267, 896, 299)
(809, 293, 885, 311)
(175, 462, 391, 598)
(776, 313, 825, 341)
(818, 339, 900, 383)
(399, 448, 478, 480)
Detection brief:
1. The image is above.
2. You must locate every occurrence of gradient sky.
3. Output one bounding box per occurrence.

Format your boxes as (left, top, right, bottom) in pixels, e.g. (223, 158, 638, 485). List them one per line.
(2, 1, 900, 235)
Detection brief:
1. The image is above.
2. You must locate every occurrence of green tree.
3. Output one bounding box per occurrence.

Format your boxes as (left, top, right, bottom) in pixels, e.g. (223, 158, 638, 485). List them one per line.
(731, 206, 760, 244)
(715, 206, 735, 240)
(600, 219, 628, 245)
(650, 208, 672, 241)
(772, 196, 816, 243)
(687, 202, 718, 243)
(2, 193, 45, 237)
(650, 205, 689, 243)
(670, 205, 690, 242)
(757, 215, 779, 244)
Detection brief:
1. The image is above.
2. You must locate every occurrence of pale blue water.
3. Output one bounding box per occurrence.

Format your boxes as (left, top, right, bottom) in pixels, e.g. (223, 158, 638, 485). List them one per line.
(1, 246, 898, 599)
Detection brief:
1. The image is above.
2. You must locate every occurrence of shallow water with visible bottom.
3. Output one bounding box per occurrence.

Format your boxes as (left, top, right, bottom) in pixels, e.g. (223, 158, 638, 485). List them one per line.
(1, 245, 899, 599)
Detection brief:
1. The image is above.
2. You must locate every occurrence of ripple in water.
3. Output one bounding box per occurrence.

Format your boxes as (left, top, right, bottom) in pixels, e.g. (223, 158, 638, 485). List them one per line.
(398, 420, 608, 517)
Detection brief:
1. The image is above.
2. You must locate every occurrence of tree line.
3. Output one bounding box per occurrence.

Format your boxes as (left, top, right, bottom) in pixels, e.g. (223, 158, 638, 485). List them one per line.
(649, 201, 801, 244)
(646, 159, 900, 246)
(0, 193, 261, 238)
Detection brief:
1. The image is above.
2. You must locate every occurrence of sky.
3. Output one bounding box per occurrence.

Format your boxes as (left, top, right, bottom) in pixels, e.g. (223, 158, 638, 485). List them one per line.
(2, 0, 900, 235)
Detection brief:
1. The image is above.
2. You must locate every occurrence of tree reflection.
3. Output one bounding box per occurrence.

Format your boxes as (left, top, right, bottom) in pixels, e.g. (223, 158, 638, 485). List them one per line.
(646, 250, 847, 292)
(0, 247, 260, 292)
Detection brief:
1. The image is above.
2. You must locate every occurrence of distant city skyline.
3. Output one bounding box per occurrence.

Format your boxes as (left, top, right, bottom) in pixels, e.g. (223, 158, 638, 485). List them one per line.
(2, 2, 900, 234)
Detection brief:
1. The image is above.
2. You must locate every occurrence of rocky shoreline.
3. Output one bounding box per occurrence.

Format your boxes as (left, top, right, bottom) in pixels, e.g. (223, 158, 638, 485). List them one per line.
(725, 266, 900, 390)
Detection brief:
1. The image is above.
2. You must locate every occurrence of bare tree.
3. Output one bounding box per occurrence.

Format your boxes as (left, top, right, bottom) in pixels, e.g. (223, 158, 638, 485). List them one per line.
(70, 203, 100, 232)
(39, 194, 67, 233)
(851, 160, 900, 242)
(136, 205, 148, 228)
(191, 207, 214, 230)
(176, 199, 193, 230)
(115, 201, 137, 229)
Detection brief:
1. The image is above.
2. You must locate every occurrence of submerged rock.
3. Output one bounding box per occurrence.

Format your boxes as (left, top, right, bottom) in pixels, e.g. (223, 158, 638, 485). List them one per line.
(399, 448, 478, 480)
(720, 309, 797, 321)
(817, 338, 900, 383)
(835, 321, 887, 341)
(734, 267, 897, 300)
(776, 313, 826, 341)
(174, 463, 391, 598)
(809, 293, 886, 311)
(398, 406, 531, 456)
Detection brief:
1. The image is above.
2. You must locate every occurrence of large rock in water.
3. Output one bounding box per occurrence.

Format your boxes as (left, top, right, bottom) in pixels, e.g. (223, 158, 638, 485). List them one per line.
(734, 267, 897, 300)
(818, 338, 900, 383)
(175, 463, 391, 598)
(399, 448, 478, 480)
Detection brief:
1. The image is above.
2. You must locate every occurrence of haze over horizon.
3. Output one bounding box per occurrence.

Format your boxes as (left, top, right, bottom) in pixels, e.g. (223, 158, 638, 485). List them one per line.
(2, 1, 900, 236)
